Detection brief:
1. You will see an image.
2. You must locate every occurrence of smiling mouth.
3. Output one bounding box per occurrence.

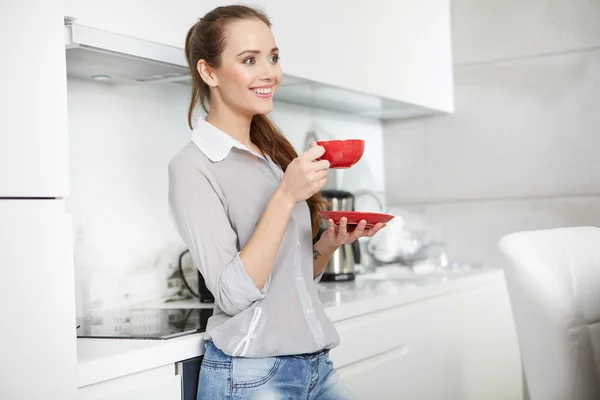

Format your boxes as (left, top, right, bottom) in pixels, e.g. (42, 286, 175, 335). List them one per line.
(250, 87, 273, 95)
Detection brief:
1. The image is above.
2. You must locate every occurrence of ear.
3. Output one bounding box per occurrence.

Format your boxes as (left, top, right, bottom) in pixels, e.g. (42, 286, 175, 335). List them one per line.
(197, 59, 218, 87)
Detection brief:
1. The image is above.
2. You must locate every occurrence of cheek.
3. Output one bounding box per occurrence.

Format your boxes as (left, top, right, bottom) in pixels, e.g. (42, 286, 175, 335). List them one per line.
(273, 65, 283, 85)
(227, 66, 255, 89)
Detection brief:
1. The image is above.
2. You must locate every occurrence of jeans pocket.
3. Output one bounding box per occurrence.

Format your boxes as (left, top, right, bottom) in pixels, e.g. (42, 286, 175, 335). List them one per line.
(231, 356, 283, 388)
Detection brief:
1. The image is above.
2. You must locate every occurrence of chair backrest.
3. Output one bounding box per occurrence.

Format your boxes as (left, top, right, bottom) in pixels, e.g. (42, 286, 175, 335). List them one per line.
(498, 226, 600, 400)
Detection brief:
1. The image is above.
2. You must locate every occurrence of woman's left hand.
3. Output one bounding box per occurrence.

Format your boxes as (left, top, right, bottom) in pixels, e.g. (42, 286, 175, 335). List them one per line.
(319, 217, 385, 249)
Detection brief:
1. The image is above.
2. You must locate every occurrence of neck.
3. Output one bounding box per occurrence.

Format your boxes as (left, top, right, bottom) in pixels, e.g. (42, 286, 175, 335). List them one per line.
(206, 101, 253, 148)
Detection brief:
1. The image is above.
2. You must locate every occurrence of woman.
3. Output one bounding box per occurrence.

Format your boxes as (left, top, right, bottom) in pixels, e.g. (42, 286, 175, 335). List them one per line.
(169, 5, 385, 399)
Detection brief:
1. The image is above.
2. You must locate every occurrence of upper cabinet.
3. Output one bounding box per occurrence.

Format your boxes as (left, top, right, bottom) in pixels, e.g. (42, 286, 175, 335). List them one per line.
(64, 0, 454, 120)
(0, 0, 70, 197)
(262, 0, 454, 115)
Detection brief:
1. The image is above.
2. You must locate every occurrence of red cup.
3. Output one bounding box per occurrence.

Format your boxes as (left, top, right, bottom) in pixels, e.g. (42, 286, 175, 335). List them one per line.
(316, 140, 365, 169)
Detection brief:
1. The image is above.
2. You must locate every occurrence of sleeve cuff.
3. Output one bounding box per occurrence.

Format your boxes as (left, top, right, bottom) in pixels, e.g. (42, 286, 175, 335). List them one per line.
(218, 253, 270, 314)
(313, 270, 324, 283)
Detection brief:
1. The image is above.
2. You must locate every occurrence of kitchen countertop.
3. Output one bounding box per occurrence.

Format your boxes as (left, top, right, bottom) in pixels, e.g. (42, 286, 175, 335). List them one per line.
(77, 266, 504, 388)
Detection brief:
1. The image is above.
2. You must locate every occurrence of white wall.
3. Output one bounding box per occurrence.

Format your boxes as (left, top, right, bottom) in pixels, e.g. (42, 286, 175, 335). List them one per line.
(383, 0, 600, 268)
(67, 78, 384, 317)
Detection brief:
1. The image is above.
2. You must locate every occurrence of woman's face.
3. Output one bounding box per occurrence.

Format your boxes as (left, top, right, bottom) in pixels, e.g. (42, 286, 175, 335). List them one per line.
(210, 18, 282, 117)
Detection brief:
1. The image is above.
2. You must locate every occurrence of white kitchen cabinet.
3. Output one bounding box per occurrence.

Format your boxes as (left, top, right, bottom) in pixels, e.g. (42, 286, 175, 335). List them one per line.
(63, 0, 221, 48)
(0, 200, 77, 399)
(331, 279, 522, 400)
(0, 0, 70, 197)
(78, 365, 181, 400)
(263, 0, 454, 113)
(446, 283, 523, 400)
(332, 293, 461, 399)
(64, 0, 453, 117)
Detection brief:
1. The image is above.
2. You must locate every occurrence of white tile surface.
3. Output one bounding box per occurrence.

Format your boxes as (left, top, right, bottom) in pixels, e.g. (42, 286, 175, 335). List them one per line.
(400, 195, 600, 269)
(385, 49, 600, 204)
(452, 0, 600, 64)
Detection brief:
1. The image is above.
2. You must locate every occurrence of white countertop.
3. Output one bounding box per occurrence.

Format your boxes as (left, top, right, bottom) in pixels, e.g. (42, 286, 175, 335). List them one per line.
(77, 266, 504, 387)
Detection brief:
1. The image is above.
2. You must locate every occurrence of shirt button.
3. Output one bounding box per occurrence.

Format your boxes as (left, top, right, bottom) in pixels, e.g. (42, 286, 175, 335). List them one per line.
(306, 309, 313, 315)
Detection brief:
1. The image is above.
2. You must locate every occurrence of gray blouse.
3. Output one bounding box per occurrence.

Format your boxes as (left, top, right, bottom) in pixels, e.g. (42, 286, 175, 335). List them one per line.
(168, 119, 340, 358)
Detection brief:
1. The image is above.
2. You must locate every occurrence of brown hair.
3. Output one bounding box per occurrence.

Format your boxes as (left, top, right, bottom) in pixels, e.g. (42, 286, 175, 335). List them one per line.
(184, 5, 323, 236)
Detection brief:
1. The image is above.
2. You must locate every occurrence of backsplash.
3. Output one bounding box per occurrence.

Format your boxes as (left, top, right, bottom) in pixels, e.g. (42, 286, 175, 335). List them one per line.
(66, 77, 384, 317)
(382, 0, 600, 269)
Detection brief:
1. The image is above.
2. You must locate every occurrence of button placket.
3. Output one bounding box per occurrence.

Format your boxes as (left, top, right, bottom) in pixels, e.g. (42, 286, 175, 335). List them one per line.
(257, 157, 279, 187)
(290, 212, 326, 346)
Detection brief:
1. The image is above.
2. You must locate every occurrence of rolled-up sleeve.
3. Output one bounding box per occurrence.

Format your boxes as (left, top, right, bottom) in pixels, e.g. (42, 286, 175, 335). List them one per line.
(313, 270, 324, 283)
(168, 157, 270, 316)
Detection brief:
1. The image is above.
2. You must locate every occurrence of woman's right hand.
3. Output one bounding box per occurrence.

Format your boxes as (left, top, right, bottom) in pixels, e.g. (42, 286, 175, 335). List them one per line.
(277, 144, 330, 205)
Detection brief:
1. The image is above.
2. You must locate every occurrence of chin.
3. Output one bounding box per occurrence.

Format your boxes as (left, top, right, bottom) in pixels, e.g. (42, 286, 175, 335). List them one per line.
(252, 102, 274, 116)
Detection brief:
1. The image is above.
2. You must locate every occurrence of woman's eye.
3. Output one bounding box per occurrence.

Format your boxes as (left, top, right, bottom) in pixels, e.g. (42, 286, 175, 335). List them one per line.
(269, 55, 280, 63)
(243, 57, 255, 64)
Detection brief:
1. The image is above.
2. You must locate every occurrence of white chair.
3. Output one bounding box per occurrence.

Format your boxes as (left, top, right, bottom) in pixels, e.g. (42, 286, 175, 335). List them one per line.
(498, 226, 600, 400)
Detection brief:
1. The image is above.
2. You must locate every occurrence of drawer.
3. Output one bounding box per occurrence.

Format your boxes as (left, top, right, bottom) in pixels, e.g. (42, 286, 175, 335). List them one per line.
(78, 365, 181, 400)
(330, 296, 448, 369)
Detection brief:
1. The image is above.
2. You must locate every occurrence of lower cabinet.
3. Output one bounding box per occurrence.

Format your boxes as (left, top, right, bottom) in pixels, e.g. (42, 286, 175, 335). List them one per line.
(333, 280, 522, 400)
(77, 277, 521, 400)
(77, 365, 182, 400)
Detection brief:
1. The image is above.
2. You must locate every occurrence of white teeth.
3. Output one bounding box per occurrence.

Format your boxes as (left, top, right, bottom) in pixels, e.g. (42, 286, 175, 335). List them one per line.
(251, 87, 272, 94)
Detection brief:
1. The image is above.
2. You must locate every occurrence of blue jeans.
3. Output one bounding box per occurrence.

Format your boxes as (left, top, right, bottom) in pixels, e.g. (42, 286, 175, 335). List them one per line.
(198, 340, 354, 399)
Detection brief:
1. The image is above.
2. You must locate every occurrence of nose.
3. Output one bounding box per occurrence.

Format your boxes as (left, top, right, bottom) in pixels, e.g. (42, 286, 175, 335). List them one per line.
(258, 60, 275, 81)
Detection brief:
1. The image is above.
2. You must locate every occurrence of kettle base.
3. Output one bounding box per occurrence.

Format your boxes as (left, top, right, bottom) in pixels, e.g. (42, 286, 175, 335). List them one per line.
(321, 272, 356, 282)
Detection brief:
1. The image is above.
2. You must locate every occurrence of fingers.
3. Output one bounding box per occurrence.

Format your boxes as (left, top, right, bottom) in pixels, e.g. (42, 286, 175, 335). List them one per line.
(303, 145, 326, 161)
(312, 159, 330, 171)
(312, 175, 328, 193)
(363, 222, 385, 237)
(338, 217, 348, 237)
(350, 220, 367, 239)
(327, 219, 336, 236)
(303, 159, 329, 174)
(312, 169, 328, 182)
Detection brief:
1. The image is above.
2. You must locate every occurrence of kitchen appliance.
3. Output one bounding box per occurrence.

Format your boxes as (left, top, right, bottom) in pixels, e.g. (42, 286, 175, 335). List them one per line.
(178, 249, 215, 303)
(177, 355, 203, 400)
(76, 307, 212, 340)
(317, 190, 361, 281)
(63, 23, 435, 119)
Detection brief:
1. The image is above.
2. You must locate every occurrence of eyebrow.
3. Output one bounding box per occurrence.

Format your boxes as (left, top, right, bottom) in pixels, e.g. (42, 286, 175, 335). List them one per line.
(236, 47, 279, 57)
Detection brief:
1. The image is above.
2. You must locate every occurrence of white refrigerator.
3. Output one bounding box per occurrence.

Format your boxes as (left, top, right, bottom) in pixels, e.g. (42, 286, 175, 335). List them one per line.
(1, 0, 78, 398)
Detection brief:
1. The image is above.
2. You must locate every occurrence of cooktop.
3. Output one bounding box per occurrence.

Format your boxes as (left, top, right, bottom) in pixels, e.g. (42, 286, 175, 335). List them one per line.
(77, 307, 212, 340)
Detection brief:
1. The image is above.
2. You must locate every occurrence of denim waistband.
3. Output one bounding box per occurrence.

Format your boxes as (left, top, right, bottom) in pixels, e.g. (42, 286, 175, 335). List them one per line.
(288, 348, 330, 359)
(204, 340, 328, 361)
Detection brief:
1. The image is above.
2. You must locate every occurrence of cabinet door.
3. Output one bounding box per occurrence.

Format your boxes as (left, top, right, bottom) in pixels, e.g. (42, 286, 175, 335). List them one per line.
(333, 296, 462, 399)
(78, 365, 182, 400)
(0, 200, 77, 399)
(264, 0, 453, 112)
(337, 323, 460, 400)
(1, 0, 70, 197)
(342, 0, 454, 112)
(447, 282, 523, 400)
(65, 0, 453, 113)
(64, 0, 225, 48)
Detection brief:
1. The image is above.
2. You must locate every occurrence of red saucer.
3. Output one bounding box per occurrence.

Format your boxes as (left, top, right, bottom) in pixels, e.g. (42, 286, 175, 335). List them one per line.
(319, 211, 394, 228)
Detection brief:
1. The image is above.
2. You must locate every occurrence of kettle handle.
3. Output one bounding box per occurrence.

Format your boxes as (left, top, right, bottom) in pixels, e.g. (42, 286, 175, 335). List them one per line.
(352, 240, 361, 264)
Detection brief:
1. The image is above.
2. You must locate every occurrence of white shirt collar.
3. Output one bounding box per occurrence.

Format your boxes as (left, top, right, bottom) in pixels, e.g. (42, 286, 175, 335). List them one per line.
(192, 118, 266, 162)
